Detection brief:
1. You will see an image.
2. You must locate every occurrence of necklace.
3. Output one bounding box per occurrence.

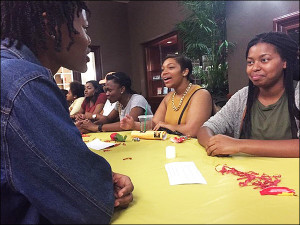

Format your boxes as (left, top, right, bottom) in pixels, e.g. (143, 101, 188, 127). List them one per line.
(118, 102, 123, 117)
(118, 94, 132, 117)
(171, 83, 192, 111)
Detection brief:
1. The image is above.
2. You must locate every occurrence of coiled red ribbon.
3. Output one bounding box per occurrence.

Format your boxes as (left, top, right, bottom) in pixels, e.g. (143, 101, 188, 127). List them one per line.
(215, 164, 281, 189)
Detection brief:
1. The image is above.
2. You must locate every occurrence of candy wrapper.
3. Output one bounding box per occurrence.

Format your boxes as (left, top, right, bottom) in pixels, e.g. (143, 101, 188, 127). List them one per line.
(260, 187, 296, 196)
(170, 136, 187, 143)
(131, 131, 167, 140)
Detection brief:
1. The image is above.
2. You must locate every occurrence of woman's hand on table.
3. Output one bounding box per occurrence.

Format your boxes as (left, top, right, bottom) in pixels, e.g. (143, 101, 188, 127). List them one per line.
(206, 134, 240, 156)
(112, 172, 134, 208)
(75, 113, 86, 121)
(84, 112, 93, 120)
(120, 115, 134, 130)
(153, 121, 174, 132)
(80, 119, 98, 132)
(75, 120, 91, 133)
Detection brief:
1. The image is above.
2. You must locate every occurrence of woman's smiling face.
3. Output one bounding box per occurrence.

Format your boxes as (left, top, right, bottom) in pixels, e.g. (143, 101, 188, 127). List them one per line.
(104, 80, 122, 103)
(246, 42, 286, 88)
(161, 58, 187, 88)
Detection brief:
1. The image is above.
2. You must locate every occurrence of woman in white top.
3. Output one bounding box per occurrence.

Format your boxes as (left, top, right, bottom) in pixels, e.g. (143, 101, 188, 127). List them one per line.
(76, 72, 152, 132)
(66, 81, 85, 116)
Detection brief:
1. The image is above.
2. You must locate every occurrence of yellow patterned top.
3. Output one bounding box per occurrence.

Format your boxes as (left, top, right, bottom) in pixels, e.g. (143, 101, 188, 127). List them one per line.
(165, 84, 201, 125)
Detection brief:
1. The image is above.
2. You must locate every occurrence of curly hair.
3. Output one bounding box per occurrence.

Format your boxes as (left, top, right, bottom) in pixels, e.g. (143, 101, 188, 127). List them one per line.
(69, 81, 85, 98)
(1, 1, 90, 55)
(242, 32, 299, 139)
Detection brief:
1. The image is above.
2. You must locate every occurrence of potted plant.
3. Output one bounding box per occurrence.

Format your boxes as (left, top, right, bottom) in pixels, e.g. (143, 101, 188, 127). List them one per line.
(176, 1, 235, 106)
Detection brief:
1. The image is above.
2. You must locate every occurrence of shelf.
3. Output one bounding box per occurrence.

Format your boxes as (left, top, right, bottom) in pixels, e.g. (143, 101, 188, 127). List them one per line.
(143, 31, 182, 113)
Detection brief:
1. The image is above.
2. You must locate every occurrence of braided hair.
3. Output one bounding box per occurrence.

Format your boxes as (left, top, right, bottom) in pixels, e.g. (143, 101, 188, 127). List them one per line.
(242, 32, 300, 139)
(1, 1, 90, 55)
(106, 72, 137, 94)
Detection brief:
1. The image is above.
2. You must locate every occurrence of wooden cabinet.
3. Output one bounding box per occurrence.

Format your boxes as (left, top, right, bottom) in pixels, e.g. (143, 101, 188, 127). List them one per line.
(143, 31, 182, 113)
(273, 11, 299, 45)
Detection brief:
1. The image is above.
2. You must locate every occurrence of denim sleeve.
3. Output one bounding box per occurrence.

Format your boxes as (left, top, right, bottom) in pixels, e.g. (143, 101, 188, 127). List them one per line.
(5, 75, 114, 223)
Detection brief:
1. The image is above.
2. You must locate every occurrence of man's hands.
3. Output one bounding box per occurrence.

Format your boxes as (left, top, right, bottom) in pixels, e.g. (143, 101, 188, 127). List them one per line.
(112, 172, 134, 208)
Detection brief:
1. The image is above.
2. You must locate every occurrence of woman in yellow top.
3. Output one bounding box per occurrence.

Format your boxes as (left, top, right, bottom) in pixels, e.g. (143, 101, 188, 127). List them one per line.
(120, 54, 213, 137)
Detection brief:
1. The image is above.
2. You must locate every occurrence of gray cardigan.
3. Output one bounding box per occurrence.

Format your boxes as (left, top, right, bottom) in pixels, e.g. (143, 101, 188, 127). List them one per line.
(203, 81, 300, 138)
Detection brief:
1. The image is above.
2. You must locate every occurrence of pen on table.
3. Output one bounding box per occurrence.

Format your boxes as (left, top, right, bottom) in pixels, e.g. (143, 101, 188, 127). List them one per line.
(144, 104, 148, 132)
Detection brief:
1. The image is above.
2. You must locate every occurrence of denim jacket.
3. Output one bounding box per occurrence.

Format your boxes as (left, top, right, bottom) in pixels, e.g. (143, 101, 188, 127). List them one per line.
(1, 40, 115, 224)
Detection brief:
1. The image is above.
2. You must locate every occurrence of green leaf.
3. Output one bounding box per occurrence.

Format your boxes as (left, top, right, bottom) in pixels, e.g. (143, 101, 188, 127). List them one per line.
(115, 133, 127, 142)
(115, 133, 124, 142)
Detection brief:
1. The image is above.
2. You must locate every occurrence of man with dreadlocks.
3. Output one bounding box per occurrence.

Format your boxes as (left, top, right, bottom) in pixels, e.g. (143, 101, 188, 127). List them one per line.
(197, 32, 299, 158)
(1, 1, 133, 224)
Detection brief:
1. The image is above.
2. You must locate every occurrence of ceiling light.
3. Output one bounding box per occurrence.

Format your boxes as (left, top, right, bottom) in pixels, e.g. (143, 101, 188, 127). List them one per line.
(167, 41, 172, 44)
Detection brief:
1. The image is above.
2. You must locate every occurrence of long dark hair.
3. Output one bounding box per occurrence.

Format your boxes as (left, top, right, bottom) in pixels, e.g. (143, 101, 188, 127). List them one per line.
(84, 80, 104, 104)
(163, 54, 193, 82)
(242, 32, 299, 139)
(1, 1, 90, 55)
(106, 72, 137, 94)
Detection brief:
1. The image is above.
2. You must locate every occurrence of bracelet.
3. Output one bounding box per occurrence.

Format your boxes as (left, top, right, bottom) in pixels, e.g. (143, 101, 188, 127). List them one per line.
(98, 124, 103, 132)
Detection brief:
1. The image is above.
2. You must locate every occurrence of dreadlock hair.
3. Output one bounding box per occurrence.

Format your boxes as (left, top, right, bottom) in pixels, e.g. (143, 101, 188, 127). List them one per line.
(84, 80, 104, 105)
(1, 1, 90, 56)
(106, 72, 137, 94)
(242, 31, 300, 139)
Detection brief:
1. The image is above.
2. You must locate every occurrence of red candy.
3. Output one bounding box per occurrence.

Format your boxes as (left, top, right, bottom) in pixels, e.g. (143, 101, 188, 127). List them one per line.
(123, 157, 132, 160)
(260, 186, 296, 196)
(170, 136, 186, 143)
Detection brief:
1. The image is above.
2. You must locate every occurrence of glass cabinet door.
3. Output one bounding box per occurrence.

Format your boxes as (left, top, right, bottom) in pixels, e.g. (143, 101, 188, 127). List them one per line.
(143, 31, 181, 98)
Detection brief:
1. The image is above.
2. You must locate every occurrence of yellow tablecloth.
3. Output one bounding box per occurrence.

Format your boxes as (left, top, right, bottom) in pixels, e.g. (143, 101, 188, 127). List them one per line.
(83, 131, 299, 224)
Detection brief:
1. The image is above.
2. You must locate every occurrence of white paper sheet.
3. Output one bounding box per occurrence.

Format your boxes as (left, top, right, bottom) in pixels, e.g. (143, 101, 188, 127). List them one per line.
(86, 138, 115, 150)
(165, 162, 207, 185)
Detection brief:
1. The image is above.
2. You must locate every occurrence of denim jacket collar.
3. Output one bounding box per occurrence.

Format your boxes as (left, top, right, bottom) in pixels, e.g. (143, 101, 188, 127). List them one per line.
(1, 38, 53, 77)
(1, 38, 40, 63)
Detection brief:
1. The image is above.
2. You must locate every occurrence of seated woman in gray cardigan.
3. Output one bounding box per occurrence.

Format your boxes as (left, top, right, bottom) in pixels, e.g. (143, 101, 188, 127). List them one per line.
(197, 32, 299, 158)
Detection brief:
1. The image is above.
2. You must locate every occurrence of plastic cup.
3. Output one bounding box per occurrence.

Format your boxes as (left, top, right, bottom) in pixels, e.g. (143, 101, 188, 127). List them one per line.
(138, 115, 153, 132)
(166, 146, 176, 159)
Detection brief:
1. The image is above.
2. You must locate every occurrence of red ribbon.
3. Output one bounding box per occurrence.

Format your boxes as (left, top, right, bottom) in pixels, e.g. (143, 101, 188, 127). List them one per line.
(215, 164, 281, 189)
